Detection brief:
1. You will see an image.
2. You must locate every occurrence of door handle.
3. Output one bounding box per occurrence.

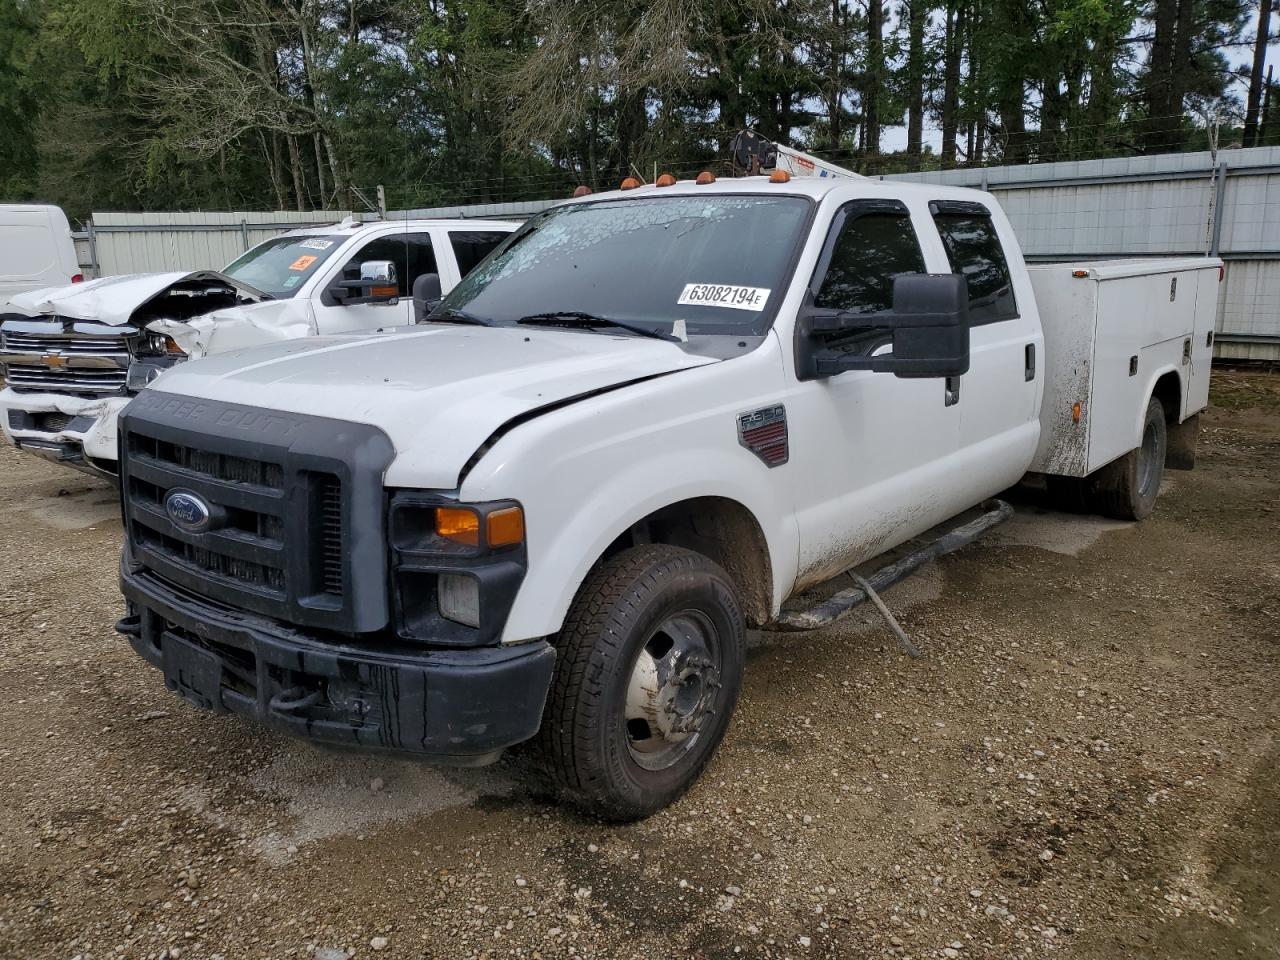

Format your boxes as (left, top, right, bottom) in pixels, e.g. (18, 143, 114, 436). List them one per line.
(1024, 343, 1036, 382)
(945, 376, 960, 407)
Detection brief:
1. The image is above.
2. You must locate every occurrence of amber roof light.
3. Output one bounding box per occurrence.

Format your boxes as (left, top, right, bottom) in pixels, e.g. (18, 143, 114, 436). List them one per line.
(573, 185, 593, 198)
(769, 169, 791, 183)
(655, 173, 677, 187)
(620, 177, 641, 190)
(695, 171, 716, 184)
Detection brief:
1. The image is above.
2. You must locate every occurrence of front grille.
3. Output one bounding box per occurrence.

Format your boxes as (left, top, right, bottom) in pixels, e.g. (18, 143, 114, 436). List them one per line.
(119, 393, 394, 634)
(6, 366, 129, 394)
(1, 327, 132, 395)
(315, 474, 344, 595)
(3, 332, 131, 356)
(125, 429, 319, 601)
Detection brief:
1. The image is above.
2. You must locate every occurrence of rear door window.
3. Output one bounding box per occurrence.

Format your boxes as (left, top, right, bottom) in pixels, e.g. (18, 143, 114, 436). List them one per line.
(449, 231, 510, 277)
(930, 202, 1018, 324)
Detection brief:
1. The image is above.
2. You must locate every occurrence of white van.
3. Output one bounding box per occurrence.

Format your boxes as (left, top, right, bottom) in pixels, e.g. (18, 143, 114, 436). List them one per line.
(0, 205, 82, 306)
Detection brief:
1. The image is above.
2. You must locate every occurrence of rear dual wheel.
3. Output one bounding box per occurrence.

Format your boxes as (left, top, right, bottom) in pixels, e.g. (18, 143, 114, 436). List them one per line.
(536, 545, 745, 821)
(1046, 396, 1167, 521)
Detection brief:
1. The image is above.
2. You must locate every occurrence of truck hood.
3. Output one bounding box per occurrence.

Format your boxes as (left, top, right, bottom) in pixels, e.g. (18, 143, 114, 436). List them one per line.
(146, 325, 716, 488)
(6, 272, 191, 324)
(5, 271, 272, 343)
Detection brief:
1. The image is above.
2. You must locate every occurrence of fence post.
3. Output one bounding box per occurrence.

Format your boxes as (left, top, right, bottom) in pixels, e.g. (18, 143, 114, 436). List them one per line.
(86, 219, 99, 279)
(240, 219, 250, 252)
(1209, 161, 1229, 257)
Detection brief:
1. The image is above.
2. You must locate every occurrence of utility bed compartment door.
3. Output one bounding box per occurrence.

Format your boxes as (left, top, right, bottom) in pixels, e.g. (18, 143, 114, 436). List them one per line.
(1028, 258, 1222, 478)
(1186, 268, 1218, 417)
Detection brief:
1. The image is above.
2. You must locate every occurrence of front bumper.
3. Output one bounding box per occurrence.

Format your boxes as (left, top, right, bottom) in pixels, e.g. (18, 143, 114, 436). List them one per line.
(0, 387, 130, 474)
(118, 565, 556, 763)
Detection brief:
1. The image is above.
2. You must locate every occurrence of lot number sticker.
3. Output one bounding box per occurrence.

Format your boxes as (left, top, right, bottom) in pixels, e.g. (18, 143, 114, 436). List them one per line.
(299, 238, 334, 250)
(678, 283, 771, 312)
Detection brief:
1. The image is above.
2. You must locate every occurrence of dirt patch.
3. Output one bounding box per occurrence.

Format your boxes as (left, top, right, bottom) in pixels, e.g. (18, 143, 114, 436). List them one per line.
(0, 371, 1278, 960)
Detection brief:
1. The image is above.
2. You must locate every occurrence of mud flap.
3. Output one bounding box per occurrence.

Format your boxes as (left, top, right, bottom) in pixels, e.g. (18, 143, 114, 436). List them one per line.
(1166, 413, 1199, 471)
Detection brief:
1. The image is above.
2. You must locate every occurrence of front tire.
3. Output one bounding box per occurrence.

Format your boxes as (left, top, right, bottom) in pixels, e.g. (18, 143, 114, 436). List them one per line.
(536, 545, 746, 821)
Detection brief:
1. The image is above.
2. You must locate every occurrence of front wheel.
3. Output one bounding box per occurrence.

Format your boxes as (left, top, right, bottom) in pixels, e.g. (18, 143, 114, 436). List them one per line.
(536, 545, 746, 821)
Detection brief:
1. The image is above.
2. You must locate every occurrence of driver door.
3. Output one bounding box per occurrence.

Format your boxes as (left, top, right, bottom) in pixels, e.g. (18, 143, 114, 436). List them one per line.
(311, 230, 437, 334)
(784, 199, 963, 589)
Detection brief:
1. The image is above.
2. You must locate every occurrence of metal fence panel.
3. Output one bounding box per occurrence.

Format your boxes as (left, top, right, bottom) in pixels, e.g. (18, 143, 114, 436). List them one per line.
(87, 210, 351, 277)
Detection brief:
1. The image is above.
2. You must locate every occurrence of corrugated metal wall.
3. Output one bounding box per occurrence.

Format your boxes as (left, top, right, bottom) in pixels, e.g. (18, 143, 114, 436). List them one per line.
(86, 210, 351, 277)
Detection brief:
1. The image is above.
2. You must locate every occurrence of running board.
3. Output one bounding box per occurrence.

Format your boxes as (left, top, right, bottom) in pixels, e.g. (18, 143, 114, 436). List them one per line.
(773, 499, 1014, 632)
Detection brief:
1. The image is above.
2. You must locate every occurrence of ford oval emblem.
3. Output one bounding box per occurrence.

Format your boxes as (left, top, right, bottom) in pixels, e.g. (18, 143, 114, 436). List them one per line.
(165, 489, 213, 533)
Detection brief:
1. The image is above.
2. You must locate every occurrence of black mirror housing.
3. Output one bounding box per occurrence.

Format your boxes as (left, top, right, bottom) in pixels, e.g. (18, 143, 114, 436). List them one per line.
(796, 273, 970, 381)
(412, 273, 444, 322)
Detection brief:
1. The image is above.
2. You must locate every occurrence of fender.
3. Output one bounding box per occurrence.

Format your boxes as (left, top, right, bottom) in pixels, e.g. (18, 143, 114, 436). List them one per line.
(457, 342, 798, 644)
(1136, 363, 1183, 438)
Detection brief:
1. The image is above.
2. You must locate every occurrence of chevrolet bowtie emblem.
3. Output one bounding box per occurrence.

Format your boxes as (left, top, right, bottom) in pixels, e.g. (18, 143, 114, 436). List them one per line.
(42, 353, 67, 368)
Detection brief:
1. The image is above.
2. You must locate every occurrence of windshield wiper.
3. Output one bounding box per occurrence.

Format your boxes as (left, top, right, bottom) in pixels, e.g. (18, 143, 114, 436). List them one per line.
(517, 311, 679, 343)
(426, 306, 494, 327)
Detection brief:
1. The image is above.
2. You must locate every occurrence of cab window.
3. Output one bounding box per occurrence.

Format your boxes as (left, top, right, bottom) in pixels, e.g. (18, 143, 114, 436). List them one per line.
(815, 210, 926, 313)
(930, 203, 1018, 324)
(449, 231, 510, 277)
(337, 233, 437, 298)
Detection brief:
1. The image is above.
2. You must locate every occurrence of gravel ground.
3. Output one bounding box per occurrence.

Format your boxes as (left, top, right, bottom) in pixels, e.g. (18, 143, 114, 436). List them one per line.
(1, 371, 1277, 960)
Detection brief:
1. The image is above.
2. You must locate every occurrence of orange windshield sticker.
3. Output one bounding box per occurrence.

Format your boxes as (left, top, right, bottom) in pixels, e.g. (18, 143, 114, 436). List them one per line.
(289, 255, 319, 271)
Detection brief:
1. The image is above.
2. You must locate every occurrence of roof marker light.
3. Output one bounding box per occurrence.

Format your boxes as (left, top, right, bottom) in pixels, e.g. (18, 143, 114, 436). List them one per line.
(620, 177, 641, 190)
(655, 173, 677, 187)
(573, 185, 593, 198)
(769, 169, 791, 183)
(695, 171, 716, 185)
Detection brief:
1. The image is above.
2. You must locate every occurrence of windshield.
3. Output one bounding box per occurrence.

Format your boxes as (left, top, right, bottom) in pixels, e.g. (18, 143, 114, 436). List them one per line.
(222, 234, 345, 298)
(436, 195, 812, 336)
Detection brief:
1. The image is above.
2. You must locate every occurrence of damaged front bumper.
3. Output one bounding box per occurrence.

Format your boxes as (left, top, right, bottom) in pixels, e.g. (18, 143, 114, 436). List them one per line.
(0, 388, 131, 476)
(117, 559, 556, 764)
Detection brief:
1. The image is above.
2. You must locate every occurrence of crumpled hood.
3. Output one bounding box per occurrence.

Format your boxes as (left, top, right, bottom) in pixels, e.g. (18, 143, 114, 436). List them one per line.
(150, 296, 316, 357)
(6, 272, 191, 324)
(146, 325, 716, 489)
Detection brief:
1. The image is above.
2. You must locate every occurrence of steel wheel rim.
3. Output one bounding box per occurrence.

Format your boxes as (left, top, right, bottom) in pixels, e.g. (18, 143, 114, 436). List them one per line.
(1138, 420, 1160, 496)
(623, 609, 723, 772)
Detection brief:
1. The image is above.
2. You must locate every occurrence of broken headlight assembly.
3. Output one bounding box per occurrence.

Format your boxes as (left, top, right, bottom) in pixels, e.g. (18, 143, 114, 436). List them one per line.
(387, 493, 527, 646)
(126, 332, 188, 391)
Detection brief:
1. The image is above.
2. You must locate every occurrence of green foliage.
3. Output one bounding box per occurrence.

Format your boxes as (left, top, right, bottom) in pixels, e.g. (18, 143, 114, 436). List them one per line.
(0, 0, 1259, 217)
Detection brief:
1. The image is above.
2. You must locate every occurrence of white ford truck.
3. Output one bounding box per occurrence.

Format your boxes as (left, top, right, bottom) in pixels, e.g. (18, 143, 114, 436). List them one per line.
(112, 170, 1219, 820)
(0, 217, 516, 475)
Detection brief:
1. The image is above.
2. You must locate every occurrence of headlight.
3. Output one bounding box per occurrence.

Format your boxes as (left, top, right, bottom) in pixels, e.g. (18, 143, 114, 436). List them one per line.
(388, 494, 527, 645)
(126, 355, 186, 392)
(146, 332, 187, 356)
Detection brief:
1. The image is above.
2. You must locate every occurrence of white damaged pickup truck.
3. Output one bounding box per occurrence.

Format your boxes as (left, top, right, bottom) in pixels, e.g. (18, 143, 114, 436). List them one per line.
(0, 217, 516, 475)
(112, 171, 1219, 820)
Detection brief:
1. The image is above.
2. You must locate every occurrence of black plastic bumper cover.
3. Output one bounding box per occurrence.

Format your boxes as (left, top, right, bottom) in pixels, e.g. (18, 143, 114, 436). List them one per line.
(119, 568, 555, 762)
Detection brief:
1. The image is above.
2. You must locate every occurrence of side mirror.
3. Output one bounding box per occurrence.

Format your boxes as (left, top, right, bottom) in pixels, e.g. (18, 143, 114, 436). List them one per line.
(331, 260, 400, 305)
(795, 273, 970, 381)
(412, 272, 443, 322)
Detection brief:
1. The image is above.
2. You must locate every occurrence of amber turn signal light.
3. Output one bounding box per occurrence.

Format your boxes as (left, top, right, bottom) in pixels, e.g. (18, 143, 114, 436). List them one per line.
(487, 507, 525, 547)
(1072, 402, 1082, 423)
(436, 506, 481, 547)
(620, 177, 641, 190)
